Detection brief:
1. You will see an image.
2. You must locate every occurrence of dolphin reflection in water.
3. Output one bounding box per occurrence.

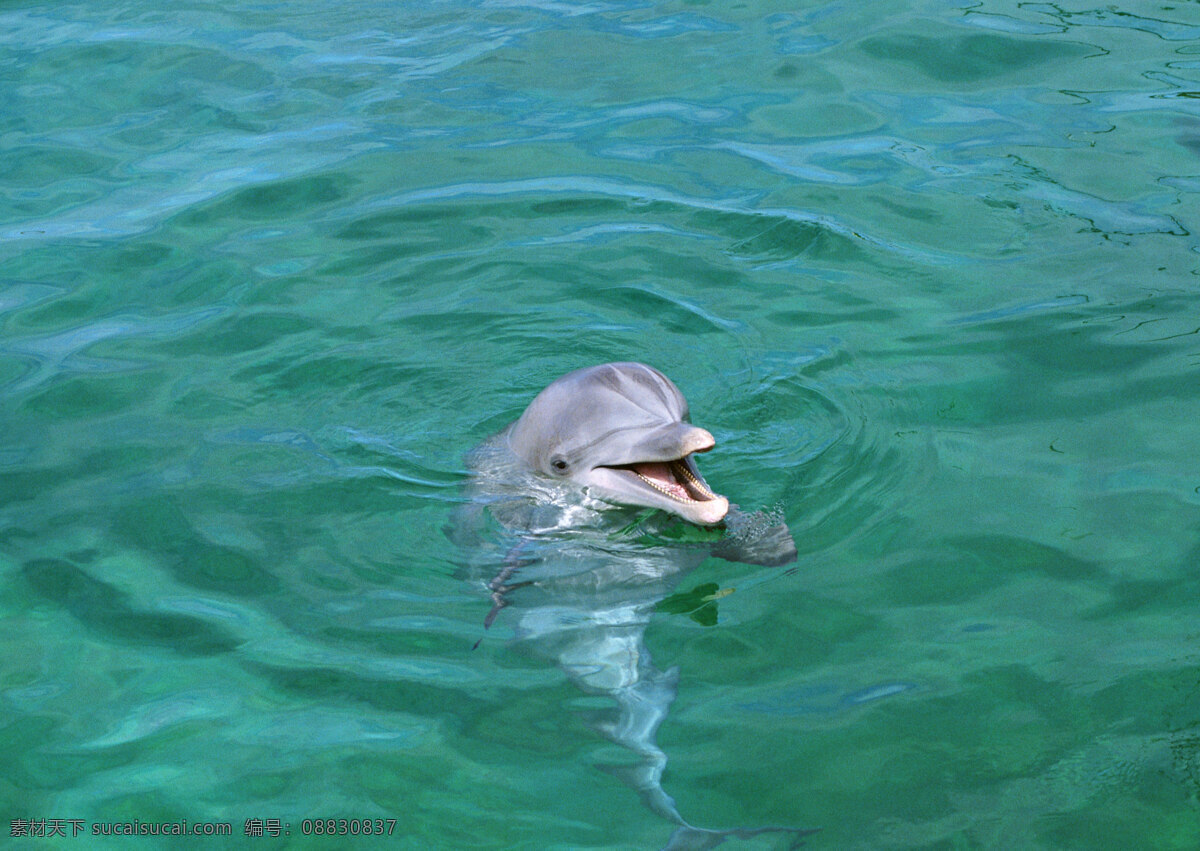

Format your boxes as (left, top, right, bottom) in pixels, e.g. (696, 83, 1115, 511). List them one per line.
(452, 363, 815, 849)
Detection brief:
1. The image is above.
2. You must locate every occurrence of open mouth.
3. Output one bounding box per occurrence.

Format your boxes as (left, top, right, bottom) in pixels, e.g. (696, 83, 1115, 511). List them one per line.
(609, 456, 719, 505)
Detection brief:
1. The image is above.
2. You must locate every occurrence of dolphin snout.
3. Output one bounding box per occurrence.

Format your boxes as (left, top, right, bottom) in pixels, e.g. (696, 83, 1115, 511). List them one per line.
(630, 423, 714, 461)
(681, 427, 715, 455)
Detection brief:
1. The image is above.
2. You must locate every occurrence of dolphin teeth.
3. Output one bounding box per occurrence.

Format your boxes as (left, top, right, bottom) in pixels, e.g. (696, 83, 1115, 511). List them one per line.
(673, 459, 716, 499)
(630, 458, 718, 504)
(634, 470, 696, 502)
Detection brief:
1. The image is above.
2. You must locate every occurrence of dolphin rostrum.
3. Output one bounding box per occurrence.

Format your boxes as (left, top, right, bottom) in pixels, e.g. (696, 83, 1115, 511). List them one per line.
(452, 363, 811, 848)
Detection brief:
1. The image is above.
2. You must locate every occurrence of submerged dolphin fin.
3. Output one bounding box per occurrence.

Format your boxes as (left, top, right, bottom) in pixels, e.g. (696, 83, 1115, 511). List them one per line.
(711, 508, 798, 567)
(591, 662, 820, 850)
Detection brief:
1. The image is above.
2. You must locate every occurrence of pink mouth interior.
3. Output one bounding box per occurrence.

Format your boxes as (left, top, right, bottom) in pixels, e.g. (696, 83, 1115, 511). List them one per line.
(630, 462, 689, 500)
(622, 459, 717, 503)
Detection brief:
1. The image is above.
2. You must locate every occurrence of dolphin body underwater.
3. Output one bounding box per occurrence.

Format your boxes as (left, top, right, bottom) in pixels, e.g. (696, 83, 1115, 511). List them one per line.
(451, 363, 814, 849)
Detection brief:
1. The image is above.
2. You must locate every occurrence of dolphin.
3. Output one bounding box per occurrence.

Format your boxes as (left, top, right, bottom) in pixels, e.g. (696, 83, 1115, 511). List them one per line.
(506, 362, 731, 526)
(452, 363, 811, 849)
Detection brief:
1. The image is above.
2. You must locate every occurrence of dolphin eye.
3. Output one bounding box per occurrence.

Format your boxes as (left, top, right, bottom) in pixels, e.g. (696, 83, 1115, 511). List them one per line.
(550, 457, 569, 474)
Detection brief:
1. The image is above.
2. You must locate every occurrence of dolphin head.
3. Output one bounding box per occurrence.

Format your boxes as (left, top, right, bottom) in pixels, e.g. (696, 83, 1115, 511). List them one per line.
(506, 363, 730, 525)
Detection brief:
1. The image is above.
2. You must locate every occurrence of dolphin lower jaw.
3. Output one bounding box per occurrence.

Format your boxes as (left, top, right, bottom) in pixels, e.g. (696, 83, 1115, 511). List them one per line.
(583, 457, 730, 525)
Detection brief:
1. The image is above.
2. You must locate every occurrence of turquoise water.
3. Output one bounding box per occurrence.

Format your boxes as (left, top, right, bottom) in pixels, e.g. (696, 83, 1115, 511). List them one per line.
(3, 0, 1200, 847)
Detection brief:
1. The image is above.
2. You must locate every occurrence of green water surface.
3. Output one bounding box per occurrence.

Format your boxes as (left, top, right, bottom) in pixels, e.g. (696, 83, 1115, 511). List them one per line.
(2, 0, 1200, 848)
